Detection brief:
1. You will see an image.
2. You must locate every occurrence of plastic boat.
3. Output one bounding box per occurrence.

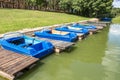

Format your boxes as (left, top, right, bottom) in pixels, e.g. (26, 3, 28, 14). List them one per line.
(34, 29, 78, 42)
(0, 32, 54, 58)
(72, 23, 97, 30)
(100, 17, 112, 22)
(55, 25, 89, 35)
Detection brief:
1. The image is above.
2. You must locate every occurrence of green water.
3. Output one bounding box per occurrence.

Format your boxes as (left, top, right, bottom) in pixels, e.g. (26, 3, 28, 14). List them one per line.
(0, 24, 120, 80)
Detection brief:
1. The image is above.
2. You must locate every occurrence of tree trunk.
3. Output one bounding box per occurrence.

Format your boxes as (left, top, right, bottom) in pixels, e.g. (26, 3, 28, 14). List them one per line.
(0, 1, 3, 8)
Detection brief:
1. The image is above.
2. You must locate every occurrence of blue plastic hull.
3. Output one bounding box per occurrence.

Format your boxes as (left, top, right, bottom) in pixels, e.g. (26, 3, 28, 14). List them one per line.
(0, 34, 54, 58)
(34, 30, 78, 42)
(100, 18, 112, 22)
(55, 26, 89, 35)
(72, 23, 97, 30)
(1, 42, 54, 58)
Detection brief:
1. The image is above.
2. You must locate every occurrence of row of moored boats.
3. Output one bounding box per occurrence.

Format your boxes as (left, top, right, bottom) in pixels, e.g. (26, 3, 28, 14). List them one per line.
(0, 21, 110, 58)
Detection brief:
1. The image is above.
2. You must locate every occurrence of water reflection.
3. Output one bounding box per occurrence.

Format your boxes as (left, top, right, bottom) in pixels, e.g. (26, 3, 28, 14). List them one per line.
(102, 24, 120, 80)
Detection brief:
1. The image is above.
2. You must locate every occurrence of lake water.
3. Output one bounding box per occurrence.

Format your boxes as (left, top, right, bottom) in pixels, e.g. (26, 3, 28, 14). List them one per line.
(0, 24, 120, 80)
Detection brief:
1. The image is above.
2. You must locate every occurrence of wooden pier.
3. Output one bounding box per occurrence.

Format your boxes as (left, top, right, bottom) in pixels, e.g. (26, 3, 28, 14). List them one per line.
(36, 37, 75, 53)
(88, 29, 98, 35)
(0, 48, 39, 80)
(78, 20, 111, 30)
(76, 33, 85, 40)
(80, 21, 110, 27)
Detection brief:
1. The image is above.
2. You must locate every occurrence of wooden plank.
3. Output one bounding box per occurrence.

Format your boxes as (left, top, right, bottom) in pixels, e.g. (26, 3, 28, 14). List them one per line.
(35, 37, 74, 53)
(7, 58, 37, 75)
(36, 37, 74, 49)
(11, 59, 37, 75)
(0, 55, 23, 71)
(0, 71, 14, 80)
(0, 48, 38, 80)
(6, 58, 31, 74)
(4, 57, 31, 75)
(3, 57, 29, 74)
(0, 56, 27, 70)
(0, 49, 14, 58)
(0, 53, 23, 66)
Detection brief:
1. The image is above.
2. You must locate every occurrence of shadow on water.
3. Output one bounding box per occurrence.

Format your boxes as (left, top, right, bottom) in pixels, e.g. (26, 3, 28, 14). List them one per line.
(17, 52, 56, 80)
(16, 61, 44, 80)
(64, 46, 78, 53)
(102, 24, 120, 80)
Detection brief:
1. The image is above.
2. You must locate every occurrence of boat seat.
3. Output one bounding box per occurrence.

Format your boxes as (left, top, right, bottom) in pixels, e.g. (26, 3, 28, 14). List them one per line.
(51, 30, 68, 35)
(8, 37, 25, 45)
(30, 43, 43, 51)
(18, 43, 32, 48)
(68, 26, 82, 30)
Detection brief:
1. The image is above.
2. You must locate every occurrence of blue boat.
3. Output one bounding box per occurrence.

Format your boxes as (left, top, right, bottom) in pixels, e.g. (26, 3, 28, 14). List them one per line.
(34, 29, 78, 42)
(0, 32, 54, 58)
(100, 17, 112, 22)
(55, 25, 89, 35)
(72, 23, 97, 30)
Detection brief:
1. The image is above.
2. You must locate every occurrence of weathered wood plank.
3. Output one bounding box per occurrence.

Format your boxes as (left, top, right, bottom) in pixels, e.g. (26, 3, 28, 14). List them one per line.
(10, 58, 37, 75)
(0, 53, 24, 66)
(36, 37, 74, 49)
(0, 48, 39, 80)
(6, 57, 32, 74)
(0, 56, 27, 70)
(0, 71, 14, 80)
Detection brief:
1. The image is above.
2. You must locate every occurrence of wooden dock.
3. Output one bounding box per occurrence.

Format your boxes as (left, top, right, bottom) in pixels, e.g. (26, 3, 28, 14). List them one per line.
(88, 29, 98, 35)
(78, 20, 111, 30)
(0, 48, 39, 80)
(36, 37, 75, 53)
(82, 21, 109, 27)
(76, 33, 85, 40)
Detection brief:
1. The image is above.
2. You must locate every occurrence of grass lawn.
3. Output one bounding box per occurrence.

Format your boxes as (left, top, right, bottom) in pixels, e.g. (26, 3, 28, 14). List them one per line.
(112, 15, 120, 23)
(0, 9, 89, 33)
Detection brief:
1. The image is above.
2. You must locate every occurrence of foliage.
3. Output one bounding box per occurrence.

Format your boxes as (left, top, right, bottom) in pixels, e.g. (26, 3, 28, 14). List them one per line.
(0, 0, 113, 17)
(58, 0, 113, 17)
(111, 8, 120, 16)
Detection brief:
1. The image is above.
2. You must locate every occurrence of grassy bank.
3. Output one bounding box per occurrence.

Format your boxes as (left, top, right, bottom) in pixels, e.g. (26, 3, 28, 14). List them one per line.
(112, 15, 120, 23)
(0, 9, 89, 33)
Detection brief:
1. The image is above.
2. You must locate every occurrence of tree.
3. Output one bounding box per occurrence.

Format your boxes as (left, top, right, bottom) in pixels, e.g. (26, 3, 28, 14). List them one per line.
(59, 0, 72, 12)
(0, 0, 113, 17)
(69, 0, 113, 17)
